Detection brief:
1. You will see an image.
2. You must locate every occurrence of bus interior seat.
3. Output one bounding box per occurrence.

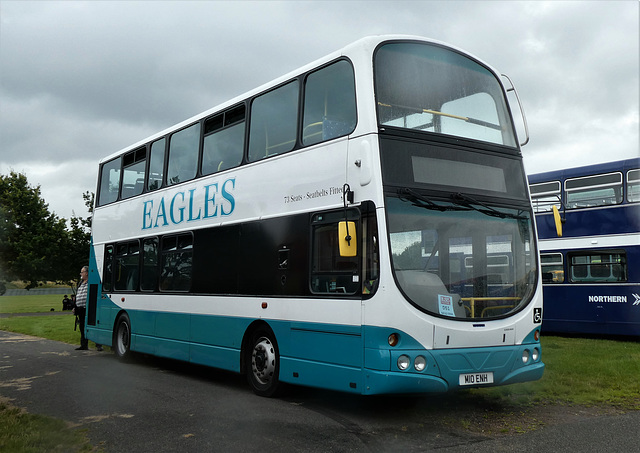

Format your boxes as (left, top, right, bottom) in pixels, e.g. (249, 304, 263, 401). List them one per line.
(141, 266, 157, 290)
(134, 178, 144, 194)
(121, 184, 135, 199)
(126, 268, 139, 291)
(148, 172, 162, 190)
(395, 270, 465, 317)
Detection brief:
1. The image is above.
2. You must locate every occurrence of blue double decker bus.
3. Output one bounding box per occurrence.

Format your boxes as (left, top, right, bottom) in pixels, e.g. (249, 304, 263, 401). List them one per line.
(529, 158, 640, 336)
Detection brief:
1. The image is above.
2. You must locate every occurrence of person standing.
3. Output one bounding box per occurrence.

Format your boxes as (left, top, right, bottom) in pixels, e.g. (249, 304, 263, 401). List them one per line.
(62, 294, 72, 310)
(73, 266, 102, 351)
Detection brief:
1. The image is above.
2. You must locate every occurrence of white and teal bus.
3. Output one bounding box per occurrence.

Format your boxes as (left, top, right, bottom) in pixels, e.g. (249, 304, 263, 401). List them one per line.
(86, 35, 544, 396)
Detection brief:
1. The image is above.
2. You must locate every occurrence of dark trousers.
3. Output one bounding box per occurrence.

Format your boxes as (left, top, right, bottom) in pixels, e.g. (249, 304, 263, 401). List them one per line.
(76, 307, 88, 348)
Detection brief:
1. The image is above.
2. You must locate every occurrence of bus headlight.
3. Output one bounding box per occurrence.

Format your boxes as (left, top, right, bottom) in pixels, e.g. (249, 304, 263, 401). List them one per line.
(397, 355, 410, 370)
(522, 349, 530, 364)
(532, 348, 540, 362)
(414, 355, 427, 371)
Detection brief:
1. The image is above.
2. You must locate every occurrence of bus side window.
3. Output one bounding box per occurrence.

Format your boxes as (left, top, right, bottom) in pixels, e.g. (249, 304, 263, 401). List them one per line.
(160, 234, 193, 291)
(121, 147, 146, 200)
(98, 158, 121, 206)
(569, 252, 627, 283)
(167, 123, 200, 186)
(310, 210, 359, 295)
(628, 169, 640, 202)
(248, 81, 299, 162)
(141, 237, 159, 291)
(565, 172, 623, 209)
(102, 244, 114, 292)
(202, 105, 245, 175)
(147, 138, 166, 191)
(540, 253, 564, 284)
(302, 60, 357, 146)
(114, 241, 140, 291)
(529, 181, 561, 213)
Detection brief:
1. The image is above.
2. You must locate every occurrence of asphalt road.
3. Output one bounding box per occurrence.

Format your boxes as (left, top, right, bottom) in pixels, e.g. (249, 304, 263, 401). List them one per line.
(1, 330, 639, 452)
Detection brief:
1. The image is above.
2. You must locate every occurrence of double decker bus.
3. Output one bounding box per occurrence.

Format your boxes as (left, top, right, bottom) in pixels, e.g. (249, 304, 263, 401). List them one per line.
(86, 35, 544, 396)
(528, 158, 640, 337)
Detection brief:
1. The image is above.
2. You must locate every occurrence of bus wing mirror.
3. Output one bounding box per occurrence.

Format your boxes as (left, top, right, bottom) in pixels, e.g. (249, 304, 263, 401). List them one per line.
(338, 221, 357, 257)
(552, 205, 563, 237)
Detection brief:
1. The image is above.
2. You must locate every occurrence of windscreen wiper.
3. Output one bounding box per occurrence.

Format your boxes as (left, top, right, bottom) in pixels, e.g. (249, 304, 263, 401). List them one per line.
(398, 188, 470, 212)
(450, 193, 527, 220)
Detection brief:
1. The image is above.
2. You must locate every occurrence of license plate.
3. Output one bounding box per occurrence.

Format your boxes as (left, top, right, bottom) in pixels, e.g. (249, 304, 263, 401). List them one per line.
(459, 372, 494, 386)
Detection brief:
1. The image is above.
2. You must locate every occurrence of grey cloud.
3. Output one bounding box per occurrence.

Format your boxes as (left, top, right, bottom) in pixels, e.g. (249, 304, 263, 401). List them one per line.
(1, 0, 637, 220)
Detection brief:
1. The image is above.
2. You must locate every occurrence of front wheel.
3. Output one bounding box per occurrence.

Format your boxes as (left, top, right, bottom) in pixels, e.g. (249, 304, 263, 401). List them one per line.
(246, 327, 281, 397)
(113, 313, 132, 360)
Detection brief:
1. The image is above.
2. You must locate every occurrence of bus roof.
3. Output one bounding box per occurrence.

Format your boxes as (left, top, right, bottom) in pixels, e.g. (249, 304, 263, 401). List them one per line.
(98, 35, 501, 165)
(528, 158, 640, 184)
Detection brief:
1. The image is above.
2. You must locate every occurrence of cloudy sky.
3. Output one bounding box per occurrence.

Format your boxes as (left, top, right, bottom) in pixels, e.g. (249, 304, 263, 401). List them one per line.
(1, 1, 638, 221)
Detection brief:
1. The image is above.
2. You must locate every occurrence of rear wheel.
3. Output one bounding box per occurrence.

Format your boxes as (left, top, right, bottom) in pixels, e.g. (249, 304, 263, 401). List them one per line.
(113, 314, 132, 360)
(246, 326, 280, 397)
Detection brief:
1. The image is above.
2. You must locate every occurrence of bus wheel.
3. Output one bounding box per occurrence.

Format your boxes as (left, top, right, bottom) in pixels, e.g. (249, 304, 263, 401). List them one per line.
(114, 314, 132, 360)
(247, 327, 280, 397)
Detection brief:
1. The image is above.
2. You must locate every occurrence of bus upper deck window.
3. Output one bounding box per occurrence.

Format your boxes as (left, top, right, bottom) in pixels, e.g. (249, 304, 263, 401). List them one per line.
(202, 105, 245, 175)
(167, 123, 200, 186)
(121, 147, 146, 200)
(147, 138, 166, 191)
(628, 169, 640, 202)
(565, 172, 623, 209)
(302, 60, 356, 146)
(98, 157, 120, 206)
(248, 81, 299, 162)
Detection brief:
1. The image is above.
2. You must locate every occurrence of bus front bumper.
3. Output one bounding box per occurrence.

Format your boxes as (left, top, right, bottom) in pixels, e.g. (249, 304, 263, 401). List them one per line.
(362, 361, 544, 395)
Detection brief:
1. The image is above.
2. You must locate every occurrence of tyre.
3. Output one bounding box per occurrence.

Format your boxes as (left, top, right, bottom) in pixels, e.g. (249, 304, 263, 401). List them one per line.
(113, 313, 132, 360)
(246, 326, 281, 397)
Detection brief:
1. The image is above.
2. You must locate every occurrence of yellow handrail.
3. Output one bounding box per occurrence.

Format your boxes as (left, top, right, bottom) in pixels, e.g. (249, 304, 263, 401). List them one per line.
(461, 297, 520, 318)
(377, 102, 469, 121)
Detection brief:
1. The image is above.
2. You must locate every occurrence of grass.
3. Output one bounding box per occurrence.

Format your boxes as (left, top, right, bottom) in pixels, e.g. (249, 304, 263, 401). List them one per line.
(475, 335, 640, 409)
(0, 294, 84, 345)
(0, 315, 82, 345)
(0, 401, 93, 453)
(0, 295, 69, 314)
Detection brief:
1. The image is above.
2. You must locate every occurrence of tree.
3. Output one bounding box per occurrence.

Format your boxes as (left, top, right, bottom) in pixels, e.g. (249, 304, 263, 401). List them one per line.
(0, 171, 70, 288)
(60, 191, 94, 285)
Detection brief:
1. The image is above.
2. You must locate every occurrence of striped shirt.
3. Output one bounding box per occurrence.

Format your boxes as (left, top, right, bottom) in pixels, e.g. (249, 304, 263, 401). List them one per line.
(75, 281, 88, 308)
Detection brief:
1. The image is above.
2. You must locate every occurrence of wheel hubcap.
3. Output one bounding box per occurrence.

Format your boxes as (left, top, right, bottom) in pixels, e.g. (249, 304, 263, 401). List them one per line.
(251, 337, 275, 385)
(118, 323, 129, 355)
